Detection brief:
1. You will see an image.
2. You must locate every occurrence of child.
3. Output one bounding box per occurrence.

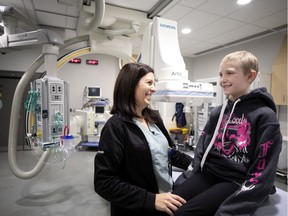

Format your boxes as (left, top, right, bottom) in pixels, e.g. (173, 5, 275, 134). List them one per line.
(173, 51, 282, 215)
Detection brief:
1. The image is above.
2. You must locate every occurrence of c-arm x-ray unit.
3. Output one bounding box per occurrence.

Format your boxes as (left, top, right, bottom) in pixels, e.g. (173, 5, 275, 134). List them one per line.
(1, 3, 213, 179)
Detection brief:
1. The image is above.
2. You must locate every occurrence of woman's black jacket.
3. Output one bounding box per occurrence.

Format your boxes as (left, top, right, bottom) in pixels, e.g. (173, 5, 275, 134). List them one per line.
(94, 112, 192, 216)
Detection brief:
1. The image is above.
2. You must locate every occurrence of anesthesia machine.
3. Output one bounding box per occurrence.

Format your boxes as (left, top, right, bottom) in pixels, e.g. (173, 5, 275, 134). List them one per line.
(71, 86, 111, 147)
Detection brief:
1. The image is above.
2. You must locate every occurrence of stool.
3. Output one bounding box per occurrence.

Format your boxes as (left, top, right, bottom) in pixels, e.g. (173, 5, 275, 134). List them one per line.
(169, 128, 187, 151)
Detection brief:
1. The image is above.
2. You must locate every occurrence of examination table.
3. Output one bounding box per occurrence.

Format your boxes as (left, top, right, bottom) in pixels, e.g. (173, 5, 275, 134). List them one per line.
(172, 170, 287, 216)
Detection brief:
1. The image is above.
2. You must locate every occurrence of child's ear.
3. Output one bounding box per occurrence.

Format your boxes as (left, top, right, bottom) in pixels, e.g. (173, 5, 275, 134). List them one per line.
(248, 70, 257, 83)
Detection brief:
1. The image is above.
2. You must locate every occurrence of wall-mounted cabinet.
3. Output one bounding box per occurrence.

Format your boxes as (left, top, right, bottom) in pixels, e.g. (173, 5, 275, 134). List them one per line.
(271, 64, 287, 105)
(271, 35, 287, 105)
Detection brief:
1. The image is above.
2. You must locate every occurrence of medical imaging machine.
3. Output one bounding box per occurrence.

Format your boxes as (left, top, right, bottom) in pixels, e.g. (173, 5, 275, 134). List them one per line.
(141, 17, 213, 104)
(1, 1, 214, 179)
(140, 17, 214, 148)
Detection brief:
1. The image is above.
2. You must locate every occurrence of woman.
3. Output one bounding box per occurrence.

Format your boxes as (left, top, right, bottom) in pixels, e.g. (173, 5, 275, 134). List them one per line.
(94, 62, 193, 216)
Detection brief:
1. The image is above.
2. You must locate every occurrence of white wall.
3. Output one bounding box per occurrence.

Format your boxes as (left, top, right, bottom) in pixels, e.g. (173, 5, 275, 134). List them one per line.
(57, 53, 119, 109)
(0, 48, 120, 110)
(0, 47, 44, 71)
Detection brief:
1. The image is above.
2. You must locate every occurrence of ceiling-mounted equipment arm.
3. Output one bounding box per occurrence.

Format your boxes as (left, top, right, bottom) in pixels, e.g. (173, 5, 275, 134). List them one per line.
(0, 6, 38, 33)
(82, 0, 105, 31)
(0, 29, 63, 48)
(103, 21, 140, 40)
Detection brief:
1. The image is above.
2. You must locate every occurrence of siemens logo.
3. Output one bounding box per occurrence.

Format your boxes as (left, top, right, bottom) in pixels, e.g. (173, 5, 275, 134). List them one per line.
(160, 23, 176, 30)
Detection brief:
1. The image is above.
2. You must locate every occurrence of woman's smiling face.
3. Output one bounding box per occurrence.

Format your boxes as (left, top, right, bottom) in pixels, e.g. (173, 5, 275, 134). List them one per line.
(135, 72, 156, 114)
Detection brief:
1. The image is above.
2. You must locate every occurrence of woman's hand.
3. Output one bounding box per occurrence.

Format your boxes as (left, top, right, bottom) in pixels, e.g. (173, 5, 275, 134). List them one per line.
(155, 193, 186, 216)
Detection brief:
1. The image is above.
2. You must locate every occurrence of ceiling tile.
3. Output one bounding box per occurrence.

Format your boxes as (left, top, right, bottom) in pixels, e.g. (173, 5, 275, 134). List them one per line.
(178, 38, 200, 50)
(208, 24, 268, 45)
(160, 4, 192, 21)
(252, 9, 287, 29)
(0, 0, 286, 57)
(181, 41, 220, 56)
(198, 0, 243, 16)
(183, 18, 246, 41)
(177, 9, 221, 31)
(228, 0, 287, 23)
(178, 0, 208, 8)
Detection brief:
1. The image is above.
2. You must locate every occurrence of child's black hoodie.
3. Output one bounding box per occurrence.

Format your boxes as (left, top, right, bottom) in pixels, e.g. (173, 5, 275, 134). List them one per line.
(193, 87, 282, 215)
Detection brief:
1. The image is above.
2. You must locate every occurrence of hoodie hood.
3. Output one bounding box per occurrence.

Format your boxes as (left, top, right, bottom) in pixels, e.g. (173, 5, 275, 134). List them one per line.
(238, 87, 277, 113)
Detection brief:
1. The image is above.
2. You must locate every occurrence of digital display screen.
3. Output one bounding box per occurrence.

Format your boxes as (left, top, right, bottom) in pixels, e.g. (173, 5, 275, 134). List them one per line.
(95, 106, 105, 114)
(88, 87, 101, 97)
(86, 59, 99, 65)
(69, 58, 81, 64)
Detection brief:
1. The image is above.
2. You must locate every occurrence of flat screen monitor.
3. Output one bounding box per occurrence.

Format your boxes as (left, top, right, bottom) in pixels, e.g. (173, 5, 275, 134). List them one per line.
(87, 86, 101, 98)
(95, 106, 105, 114)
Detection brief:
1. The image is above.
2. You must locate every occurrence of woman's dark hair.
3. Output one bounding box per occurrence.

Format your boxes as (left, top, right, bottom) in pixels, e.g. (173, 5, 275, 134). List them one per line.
(110, 62, 160, 123)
